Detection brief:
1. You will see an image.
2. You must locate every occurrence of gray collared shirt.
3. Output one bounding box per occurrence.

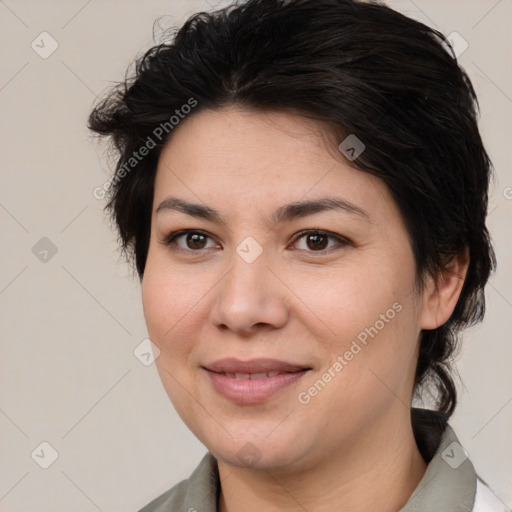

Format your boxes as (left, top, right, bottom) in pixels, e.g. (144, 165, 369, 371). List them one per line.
(138, 408, 508, 512)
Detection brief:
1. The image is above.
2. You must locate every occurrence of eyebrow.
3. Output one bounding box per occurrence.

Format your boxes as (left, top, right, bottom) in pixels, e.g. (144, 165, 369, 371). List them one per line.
(155, 196, 369, 224)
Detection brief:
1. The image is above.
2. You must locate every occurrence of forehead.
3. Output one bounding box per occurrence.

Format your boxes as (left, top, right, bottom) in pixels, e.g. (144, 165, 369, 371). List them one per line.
(153, 107, 396, 223)
(158, 106, 339, 173)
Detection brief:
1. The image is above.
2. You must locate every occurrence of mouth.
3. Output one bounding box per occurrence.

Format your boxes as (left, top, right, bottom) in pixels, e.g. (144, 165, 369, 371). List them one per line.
(217, 371, 285, 379)
(203, 358, 312, 404)
(203, 357, 311, 375)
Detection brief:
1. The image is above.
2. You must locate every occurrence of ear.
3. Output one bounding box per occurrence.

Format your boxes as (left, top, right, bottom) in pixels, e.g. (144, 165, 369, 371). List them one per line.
(419, 250, 470, 330)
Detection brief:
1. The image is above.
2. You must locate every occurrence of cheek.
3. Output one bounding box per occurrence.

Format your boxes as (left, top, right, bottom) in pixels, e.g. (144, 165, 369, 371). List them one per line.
(283, 257, 413, 342)
(141, 260, 207, 422)
(141, 256, 209, 345)
(289, 257, 420, 406)
(325, 300, 419, 416)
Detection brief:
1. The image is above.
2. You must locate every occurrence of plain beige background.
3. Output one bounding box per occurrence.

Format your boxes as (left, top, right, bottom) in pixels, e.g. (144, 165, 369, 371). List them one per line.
(0, 0, 511, 510)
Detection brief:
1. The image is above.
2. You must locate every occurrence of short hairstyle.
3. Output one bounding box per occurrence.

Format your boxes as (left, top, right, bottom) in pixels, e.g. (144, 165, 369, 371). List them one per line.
(88, 0, 496, 420)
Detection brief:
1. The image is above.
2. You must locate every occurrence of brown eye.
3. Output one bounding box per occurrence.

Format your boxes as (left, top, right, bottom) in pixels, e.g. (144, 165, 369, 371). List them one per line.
(305, 233, 328, 250)
(186, 232, 208, 250)
(162, 230, 219, 252)
(292, 230, 349, 253)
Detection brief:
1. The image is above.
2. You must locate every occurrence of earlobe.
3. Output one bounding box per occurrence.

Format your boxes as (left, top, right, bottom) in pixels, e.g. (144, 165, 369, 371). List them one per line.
(420, 250, 470, 330)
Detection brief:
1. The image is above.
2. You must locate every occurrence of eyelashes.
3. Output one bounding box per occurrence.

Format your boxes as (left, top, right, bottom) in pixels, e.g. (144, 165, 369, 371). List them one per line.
(159, 228, 351, 255)
(162, 229, 219, 252)
(291, 229, 350, 252)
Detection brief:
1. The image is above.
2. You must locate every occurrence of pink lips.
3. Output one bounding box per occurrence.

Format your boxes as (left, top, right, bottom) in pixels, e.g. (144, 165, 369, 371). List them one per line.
(203, 358, 310, 404)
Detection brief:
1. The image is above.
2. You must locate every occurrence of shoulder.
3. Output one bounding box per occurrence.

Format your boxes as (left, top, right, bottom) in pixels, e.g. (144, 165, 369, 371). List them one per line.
(473, 477, 511, 512)
(138, 478, 190, 512)
(405, 408, 510, 512)
(137, 452, 219, 512)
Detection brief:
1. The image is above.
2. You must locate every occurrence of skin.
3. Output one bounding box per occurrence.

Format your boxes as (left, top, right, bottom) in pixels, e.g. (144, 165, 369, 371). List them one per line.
(141, 106, 469, 512)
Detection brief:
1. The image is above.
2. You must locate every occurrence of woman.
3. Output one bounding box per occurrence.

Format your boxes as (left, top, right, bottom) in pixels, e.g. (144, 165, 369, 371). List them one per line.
(88, 0, 508, 510)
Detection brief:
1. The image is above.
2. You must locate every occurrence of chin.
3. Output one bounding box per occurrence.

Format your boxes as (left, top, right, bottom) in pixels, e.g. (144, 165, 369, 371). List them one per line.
(203, 431, 312, 472)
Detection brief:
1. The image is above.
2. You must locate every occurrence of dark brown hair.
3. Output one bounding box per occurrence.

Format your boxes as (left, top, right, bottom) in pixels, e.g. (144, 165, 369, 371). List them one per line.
(88, 0, 496, 420)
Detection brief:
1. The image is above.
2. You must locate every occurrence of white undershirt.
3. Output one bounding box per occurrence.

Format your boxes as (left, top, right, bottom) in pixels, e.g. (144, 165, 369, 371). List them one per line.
(473, 478, 511, 512)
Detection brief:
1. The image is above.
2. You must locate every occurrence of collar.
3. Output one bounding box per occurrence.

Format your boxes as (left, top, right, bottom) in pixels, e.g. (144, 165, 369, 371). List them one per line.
(139, 408, 477, 511)
(400, 407, 477, 511)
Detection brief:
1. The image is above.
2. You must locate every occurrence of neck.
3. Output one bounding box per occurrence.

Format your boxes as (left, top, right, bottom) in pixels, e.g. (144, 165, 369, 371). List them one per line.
(217, 407, 427, 512)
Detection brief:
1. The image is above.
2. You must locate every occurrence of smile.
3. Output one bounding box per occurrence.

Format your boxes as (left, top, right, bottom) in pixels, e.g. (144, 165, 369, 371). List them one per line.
(222, 371, 281, 379)
(203, 359, 311, 404)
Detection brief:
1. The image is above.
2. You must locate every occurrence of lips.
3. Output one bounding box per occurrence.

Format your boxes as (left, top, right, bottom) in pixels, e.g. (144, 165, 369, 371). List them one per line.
(204, 357, 309, 375)
(203, 358, 311, 404)
(224, 371, 280, 379)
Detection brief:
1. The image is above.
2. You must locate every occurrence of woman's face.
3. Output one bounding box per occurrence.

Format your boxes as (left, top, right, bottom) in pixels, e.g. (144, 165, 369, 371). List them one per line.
(142, 106, 431, 471)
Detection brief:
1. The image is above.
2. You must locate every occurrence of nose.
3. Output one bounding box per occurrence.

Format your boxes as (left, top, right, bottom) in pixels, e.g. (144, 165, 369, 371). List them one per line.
(209, 246, 289, 336)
